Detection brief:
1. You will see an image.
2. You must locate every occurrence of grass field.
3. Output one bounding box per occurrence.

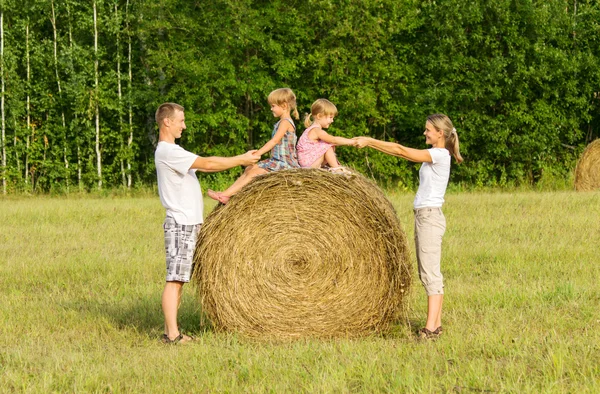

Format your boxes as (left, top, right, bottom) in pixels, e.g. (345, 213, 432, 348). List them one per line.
(1, 190, 599, 393)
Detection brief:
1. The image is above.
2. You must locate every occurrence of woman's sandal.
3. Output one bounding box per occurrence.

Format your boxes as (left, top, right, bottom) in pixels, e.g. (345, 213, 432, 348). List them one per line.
(418, 327, 442, 340)
(161, 333, 194, 345)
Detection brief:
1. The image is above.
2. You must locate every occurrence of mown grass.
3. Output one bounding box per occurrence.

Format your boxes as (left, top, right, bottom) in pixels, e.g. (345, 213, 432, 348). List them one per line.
(1, 190, 599, 393)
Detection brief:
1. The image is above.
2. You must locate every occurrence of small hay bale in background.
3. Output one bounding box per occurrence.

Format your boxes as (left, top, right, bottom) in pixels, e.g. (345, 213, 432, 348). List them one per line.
(193, 168, 411, 340)
(574, 139, 600, 191)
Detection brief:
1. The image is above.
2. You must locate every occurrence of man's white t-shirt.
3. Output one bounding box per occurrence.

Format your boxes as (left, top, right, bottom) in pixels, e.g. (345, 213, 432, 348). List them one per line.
(155, 141, 203, 225)
(413, 148, 451, 209)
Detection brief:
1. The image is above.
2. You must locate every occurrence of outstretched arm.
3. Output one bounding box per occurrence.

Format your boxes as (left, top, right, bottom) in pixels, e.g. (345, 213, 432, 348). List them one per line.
(314, 128, 356, 146)
(190, 150, 260, 172)
(354, 137, 432, 163)
(255, 120, 294, 156)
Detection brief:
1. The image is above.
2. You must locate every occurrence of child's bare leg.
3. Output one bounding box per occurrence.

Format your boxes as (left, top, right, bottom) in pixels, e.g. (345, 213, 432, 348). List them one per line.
(323, 147, 340, 168)
(309, 156, 325, 168)
(220, 165, 254, 195)
(222, 165, 267, 196)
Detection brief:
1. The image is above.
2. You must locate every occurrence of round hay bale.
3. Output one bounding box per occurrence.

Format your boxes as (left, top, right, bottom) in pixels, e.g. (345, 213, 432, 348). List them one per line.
(574, 139, 600, 191)
(193, 168, 411, 340)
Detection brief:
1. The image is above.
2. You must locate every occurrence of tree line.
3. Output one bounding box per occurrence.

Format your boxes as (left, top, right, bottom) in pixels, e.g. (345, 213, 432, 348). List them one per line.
(1, 0, 598, 193)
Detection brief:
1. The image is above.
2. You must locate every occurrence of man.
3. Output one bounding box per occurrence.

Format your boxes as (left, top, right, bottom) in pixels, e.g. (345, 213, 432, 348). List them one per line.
(154, 102, 259, 344)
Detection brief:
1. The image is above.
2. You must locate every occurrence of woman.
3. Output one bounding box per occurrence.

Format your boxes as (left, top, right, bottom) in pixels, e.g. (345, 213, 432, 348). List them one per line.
(354, 114, 463, 339)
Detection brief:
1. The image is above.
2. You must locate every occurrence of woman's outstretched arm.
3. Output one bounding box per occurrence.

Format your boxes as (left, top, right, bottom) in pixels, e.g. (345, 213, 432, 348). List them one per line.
(354, 137, 432, 163)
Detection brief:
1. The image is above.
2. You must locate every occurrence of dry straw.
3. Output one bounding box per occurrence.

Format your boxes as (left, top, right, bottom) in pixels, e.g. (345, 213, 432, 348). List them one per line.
(193, 168, 411, 340)
(574, 139, 600, 191)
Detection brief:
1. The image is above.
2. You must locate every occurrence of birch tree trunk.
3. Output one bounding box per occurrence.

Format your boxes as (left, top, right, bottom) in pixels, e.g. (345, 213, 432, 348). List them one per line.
(126, 0, 133, 188)
(1, 11, 6, 195)
(25, 22, 31, 186)
(94, 0, 102, 190)
(51, 0, 69, 190)
(14, 118, 19, 175)
(115, 3, 125, 187)
(65, 2, 82, 189)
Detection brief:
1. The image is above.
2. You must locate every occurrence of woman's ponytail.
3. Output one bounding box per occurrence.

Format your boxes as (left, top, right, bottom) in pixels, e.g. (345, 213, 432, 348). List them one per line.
(447, 128, 463, 164)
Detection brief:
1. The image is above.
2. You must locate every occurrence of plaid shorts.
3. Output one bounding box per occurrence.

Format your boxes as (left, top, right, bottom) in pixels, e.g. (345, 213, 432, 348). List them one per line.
(163, 216, 201, 283)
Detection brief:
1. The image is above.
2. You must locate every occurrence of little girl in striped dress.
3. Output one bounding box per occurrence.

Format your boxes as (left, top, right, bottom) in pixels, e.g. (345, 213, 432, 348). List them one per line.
(208, 88, 300, 204)
(296, 99, 356, 170)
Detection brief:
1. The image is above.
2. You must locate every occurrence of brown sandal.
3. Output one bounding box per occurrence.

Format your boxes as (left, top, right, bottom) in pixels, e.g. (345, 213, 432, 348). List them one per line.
(161, 333, 194, 344)
(418, 327, 440, 340)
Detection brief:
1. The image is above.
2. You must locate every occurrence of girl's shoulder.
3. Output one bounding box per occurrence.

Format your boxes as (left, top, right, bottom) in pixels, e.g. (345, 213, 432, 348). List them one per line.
(305, 123, 321, 134)
(310, 124, 325, 135)
(276, 118, 296, 131)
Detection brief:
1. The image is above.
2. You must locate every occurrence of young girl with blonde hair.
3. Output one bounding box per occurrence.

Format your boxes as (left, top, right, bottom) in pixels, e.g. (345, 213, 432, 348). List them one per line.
(354, 113, 463, 340)
(208, 88, 300, 204)
(296, 99, 356, 170)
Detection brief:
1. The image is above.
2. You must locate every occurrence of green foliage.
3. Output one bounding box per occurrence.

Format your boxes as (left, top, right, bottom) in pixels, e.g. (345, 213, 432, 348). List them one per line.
(0, 0, 598, 191)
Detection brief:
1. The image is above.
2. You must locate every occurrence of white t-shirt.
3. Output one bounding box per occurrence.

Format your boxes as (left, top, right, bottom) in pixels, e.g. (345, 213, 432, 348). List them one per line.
(155, 141, 203, 225)
(413, 148, 451, 209)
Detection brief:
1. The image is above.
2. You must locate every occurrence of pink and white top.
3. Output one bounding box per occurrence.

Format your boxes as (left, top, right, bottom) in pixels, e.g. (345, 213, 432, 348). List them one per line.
(296, 124, 334, 168)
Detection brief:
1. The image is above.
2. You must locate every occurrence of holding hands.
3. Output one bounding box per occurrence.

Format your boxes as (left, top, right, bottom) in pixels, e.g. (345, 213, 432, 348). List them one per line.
(240, 150, 261, 166)
(352, 136, 372, 148)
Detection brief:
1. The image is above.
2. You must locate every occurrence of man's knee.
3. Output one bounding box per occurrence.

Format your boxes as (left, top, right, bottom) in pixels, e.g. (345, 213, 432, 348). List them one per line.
(165, 281, 185, 290)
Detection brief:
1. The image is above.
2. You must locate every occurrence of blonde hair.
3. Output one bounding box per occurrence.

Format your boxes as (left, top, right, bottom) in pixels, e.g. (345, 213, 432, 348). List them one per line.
(303, 99, 338, 127)
(155, 102, 184, 126)
(267, 88, 299, 120)
(426, 113, 463, 164)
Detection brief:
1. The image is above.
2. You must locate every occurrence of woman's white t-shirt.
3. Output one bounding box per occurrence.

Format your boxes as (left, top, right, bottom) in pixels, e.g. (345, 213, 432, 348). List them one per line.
(155, 141, 203, 225)
(413, 148, 451, 209)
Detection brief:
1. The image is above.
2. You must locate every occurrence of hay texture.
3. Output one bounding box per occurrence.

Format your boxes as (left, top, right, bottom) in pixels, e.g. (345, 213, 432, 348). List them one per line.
(193, 168, 411, 340)
(575, 139, 600, 191)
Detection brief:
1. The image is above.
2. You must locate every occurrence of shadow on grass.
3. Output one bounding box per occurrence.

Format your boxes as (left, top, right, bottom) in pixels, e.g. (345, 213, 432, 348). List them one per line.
(61, 294, 213, 337)
(60, 289, 418, 341)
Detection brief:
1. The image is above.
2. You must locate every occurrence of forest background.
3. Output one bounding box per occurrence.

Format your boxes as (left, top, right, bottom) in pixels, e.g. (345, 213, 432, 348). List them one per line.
(0, 0, 598, 194)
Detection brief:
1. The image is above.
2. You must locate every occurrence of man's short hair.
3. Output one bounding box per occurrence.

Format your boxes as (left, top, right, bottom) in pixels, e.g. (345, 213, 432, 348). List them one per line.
(155, 103, 185, 126)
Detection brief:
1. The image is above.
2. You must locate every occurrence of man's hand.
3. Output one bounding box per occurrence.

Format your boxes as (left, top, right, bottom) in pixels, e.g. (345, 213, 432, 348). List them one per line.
(239, 150, 261, 167)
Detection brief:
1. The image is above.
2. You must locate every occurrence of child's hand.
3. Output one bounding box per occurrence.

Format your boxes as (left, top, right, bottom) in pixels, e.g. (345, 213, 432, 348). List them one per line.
(249, 150, 261, 159)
